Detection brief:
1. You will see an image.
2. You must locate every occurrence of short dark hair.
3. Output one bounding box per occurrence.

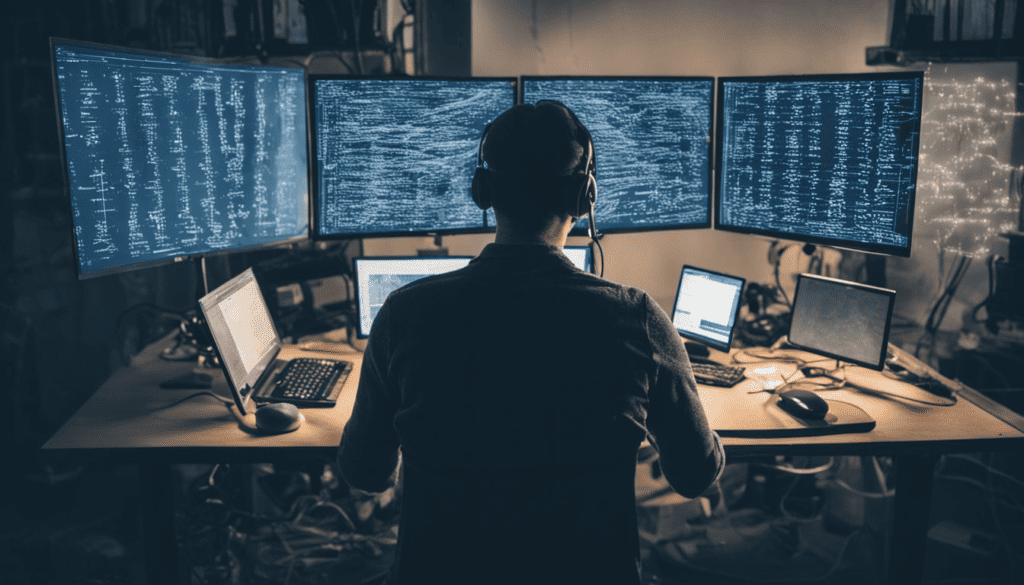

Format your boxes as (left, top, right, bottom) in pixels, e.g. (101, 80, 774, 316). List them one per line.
(481, 101, 593, 228)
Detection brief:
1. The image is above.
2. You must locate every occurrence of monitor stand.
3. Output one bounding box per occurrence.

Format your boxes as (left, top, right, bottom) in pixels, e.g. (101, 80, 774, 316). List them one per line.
(417, 234, 449, 257)
(158, 256, 218, 390)
(683, 340, 711, 359)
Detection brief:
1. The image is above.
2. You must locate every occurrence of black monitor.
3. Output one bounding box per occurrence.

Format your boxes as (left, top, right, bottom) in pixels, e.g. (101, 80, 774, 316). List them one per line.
(672, 265, 746, 352)
(715, 72, 923, 257)
(520, 76, 714, 233)
(788, 274, 896, 370)
(51, 38, 310, 279)
(310, 76, 517, 238)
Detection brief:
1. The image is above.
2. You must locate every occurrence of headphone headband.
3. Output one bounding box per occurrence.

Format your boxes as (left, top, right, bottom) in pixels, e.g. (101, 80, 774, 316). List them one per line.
(471, 110, 596, 218)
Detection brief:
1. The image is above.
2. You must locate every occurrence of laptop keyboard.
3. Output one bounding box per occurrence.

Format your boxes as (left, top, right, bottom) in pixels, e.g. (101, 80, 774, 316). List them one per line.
(271, 358, 352, 401)
(691, 362, 747, 387)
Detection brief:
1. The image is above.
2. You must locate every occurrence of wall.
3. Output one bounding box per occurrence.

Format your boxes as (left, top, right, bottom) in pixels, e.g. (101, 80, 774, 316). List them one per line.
(372, 0, 1017, 340)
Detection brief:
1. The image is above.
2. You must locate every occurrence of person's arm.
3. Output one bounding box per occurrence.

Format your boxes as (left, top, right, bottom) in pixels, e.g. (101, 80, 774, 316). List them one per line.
(642, 294, 725, 498)
(337, 302, 402, 493)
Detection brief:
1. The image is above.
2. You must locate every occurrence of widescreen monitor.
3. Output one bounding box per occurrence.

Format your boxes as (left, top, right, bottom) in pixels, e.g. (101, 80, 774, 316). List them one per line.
(672, 266, 746, 352)
(788, 274, 896, 370)
(353, 256, 473, 338)
(51, 38, 309, 279)
(715, 72, 923, 257)
(311, 76, 516, 238)
(521, 76, 714, 233)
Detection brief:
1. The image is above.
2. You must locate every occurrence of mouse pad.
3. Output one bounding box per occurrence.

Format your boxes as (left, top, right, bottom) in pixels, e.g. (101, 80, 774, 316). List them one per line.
(714, 399, 876, 438)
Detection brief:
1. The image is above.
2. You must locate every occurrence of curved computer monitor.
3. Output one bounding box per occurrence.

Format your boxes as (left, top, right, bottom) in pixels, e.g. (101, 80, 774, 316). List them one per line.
(521, 76, 714, 234)
(310, 76, 516, 239)
(715, 72, 923, 257)
(51, 38, 310, 279)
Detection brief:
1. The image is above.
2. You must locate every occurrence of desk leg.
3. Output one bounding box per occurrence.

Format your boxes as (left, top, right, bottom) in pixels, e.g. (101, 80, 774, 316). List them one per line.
(139, 463, 181, 585)
(887, 454, 938, 585)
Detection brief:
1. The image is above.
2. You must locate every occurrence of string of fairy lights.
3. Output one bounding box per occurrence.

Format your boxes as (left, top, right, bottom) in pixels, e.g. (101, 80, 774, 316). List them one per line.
(917, 64, 1023, 259)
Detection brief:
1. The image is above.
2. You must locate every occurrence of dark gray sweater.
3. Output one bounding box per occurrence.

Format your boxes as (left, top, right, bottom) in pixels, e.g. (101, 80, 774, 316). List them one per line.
(339, 243, 725, 585)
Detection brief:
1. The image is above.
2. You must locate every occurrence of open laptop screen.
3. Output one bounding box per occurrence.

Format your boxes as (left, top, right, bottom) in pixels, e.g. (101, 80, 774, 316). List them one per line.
(562, 245, 592, 273)
(199, 268, 281, 408)
(788, 274, 895, 370)
(354, 257, 473, 338)
(672, 266, 746, 352)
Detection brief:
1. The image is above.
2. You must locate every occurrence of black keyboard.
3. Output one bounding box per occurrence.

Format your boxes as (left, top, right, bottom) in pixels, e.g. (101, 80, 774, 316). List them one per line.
(691, 362, 747, 387)
(270, 358, 352, 401)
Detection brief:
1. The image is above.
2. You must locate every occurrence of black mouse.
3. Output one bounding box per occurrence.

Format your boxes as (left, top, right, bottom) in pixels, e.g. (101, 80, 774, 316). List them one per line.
(254, 402, 304, 433)
(777, 389, 829, 420)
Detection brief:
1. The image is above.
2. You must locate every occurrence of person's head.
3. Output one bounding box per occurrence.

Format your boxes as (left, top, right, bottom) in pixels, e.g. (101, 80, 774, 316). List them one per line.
(471, 101, 596, 237)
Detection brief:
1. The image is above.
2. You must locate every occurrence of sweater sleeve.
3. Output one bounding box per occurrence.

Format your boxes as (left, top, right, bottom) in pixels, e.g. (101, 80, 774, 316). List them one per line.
(641, 293, 726, 498)
(337, 301, 402, 493)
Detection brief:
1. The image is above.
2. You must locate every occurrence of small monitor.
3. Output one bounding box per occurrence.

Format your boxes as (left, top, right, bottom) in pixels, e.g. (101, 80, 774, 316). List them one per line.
(198, 268, 282, 414)
(672, 266, 746, 352)
(716, 72, 923, 257)
(562, 245, 592, 273)
(521, 76, 714, 233)
(788, 274, 896, 370)
(310, 76, 516, 238)
(51, 39, 309, 279)
(353, 256, 473, 338)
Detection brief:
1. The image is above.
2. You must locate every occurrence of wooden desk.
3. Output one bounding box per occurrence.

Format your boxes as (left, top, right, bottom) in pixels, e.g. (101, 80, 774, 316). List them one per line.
(42, 338, 1024, 585)
(700, 348, 1024, 585)
(42, 332, 365, 585)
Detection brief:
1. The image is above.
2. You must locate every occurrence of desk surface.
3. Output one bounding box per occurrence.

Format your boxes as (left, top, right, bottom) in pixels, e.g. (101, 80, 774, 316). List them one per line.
(42, 335, 1024, 463)
(42, 333, 364, 463)
(701, 348, 1024, 457)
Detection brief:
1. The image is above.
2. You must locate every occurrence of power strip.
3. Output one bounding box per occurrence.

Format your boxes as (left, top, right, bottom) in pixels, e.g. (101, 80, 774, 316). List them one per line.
(886, 342, 961, 397)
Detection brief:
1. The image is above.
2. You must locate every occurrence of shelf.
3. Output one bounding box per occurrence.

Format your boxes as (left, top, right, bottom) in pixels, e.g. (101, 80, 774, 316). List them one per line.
(866, 44, 1024, 65)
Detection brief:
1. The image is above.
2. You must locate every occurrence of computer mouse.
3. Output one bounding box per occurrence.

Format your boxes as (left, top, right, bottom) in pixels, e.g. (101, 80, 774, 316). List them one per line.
(777, 389, 829, 420)
(254, 402, 304, 433)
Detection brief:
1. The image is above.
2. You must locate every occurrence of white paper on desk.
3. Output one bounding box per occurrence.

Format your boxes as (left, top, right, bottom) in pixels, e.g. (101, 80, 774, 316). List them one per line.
(743, 365, 794, 390)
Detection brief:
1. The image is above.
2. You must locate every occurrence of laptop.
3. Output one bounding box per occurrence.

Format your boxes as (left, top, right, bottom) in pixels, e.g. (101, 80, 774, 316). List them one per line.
(788, 273, 896, 370)
(353, 256, 473, 338)
(672, 265, 746, 352)
(198, 267, 352, 415)
(562, 245, 593, 273)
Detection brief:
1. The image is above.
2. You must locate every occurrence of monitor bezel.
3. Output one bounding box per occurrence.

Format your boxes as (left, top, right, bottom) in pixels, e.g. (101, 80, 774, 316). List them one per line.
(352, 255, 475, 338)
(787, 273, 897, 371)
(672, 264, 746, 353)
(520, 75, 715, 235)
(308, 74, 517, 240)
(50, 37, 311, 280)
(713, 71, 923, 258)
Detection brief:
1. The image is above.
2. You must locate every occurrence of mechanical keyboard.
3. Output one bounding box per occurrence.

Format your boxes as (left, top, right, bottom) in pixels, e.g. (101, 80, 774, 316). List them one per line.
(691, 362, 747, 387)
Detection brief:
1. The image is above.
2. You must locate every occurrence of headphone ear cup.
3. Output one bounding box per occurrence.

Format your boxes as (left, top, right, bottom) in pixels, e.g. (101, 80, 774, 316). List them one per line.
(472, 168, 491, 210)
(566, 173, 596, 218)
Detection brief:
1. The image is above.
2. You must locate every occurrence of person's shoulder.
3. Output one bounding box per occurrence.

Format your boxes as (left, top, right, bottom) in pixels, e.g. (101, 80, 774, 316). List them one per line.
(564, 271, 653, 306)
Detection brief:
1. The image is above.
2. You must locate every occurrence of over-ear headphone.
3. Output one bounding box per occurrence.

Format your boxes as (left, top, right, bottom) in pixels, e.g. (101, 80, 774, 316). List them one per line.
(471, 109, 597, 220)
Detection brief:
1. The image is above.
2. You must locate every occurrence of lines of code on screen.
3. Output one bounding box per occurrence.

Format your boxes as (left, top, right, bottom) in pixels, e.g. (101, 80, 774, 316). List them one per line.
(54, 42, 309, 278)
(522, 78, 713, 231)
(314, 79, 512, 236)
(717, 76, 922, 253)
